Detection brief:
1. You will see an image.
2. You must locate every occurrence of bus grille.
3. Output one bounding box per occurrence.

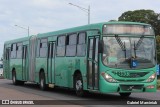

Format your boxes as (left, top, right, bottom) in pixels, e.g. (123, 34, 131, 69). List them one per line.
(114, 72, 149, 78)
(117, 79, 145, 82)
(120, 84, 144, 91)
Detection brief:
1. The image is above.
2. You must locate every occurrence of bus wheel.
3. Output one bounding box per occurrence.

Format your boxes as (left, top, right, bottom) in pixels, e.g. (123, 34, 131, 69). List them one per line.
(119, 93, 131, 97)
(75, 74, 84, 97)
(18, 81, 24, 85)
(12, 71, 18, 85)
(12, 72, 24, 85)
(40, 72, 46, 90)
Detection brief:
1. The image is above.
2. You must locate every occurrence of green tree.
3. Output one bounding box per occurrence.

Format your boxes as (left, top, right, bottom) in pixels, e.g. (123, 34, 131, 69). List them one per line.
(108, 20, 117, 22)
(156, 36, 160, 63)
(118, 9, 160, 36)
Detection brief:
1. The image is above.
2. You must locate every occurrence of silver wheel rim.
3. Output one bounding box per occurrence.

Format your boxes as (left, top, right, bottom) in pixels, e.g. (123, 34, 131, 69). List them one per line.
(41, 78, 44, 88)
(13, 75, 15, 83)
(76, 80, 82, 91)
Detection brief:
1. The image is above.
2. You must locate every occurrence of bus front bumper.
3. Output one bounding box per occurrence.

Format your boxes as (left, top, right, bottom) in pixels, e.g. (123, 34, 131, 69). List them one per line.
(99, 79, 157, 93)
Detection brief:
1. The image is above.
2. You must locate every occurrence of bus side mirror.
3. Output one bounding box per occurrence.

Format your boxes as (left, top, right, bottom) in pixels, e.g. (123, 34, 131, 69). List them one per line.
(98, 40, 104, 53)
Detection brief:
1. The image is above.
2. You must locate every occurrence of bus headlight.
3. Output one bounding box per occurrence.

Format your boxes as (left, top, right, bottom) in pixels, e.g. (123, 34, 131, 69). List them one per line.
(101, 72, 118, 82)
(146, 73, 156, 82)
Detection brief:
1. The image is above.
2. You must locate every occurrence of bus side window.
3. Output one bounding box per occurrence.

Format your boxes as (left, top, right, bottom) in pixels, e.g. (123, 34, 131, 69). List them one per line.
(40, 39, 48, 57)
(11, 44, 13, 51)
(66, 34, 77, 56)
(57, 35, 66, 56)
(77, 32, 86, 56)
(16, 43, 22, 58)
(11, 43, 17, 59)
(5, 48, 8, 60)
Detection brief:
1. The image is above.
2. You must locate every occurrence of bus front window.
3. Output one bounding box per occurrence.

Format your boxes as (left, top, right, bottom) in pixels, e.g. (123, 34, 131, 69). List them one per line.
(102, 36, 155, 69)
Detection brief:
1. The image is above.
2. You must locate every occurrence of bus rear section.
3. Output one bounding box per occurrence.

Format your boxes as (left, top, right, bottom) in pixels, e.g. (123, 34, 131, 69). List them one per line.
(98, 23, 156, 97)
(0, 61, 3, 77)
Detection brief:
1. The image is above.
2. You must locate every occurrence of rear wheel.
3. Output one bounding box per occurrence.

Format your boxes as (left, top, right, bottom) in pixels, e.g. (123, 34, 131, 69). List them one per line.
(12, 71, 17, 85)
(40, 72, 46, 90)
(12, 71, 24, 85)
(74, 74, 85, 97)
(119, 93, 131, 97)
(18, 81, 24, 85)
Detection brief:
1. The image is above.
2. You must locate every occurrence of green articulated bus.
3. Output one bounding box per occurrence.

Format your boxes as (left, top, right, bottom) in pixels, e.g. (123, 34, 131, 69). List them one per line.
(3, 21, 157, 97)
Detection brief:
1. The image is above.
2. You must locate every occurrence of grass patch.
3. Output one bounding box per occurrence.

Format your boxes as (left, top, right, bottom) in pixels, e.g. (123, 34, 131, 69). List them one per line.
(157, 79, 160, 89)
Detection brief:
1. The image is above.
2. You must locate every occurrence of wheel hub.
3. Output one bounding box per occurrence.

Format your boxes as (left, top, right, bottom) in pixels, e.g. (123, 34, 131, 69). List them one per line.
(76, 80, 82, 90)
(13, 75, 15, 83)
(41, 79, 44, 87)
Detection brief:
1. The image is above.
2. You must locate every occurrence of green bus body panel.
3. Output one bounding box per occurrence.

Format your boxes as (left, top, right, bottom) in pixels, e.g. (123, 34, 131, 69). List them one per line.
(35, 57, 47, 83)
(3, 21, 156, 94)
(54, 57, 87, 88)
(10, 59, 22, 80)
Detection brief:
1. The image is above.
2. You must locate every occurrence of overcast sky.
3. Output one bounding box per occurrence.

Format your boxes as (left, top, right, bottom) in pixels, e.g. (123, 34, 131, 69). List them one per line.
(0, 0, 160, 57)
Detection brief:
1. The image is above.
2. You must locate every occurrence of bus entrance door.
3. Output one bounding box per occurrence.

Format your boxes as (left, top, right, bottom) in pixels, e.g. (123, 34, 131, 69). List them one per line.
(47, 42, 55, 84)
(87, 37, 99, 90)
(22, 45, 28, 81)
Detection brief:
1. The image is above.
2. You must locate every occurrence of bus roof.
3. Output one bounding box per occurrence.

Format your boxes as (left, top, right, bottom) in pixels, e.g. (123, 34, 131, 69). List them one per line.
(4, 21, 151, 44)
(4, 36, 30, 45)
(37, 21, 150, 37)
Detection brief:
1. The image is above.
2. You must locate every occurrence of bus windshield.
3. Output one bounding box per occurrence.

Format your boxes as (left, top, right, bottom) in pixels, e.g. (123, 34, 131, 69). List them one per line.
(102, 36, 155, 69)
(102, 25, 156, 69)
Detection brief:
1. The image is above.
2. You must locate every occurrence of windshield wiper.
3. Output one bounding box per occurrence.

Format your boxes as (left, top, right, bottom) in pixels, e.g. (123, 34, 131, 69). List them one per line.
(134, 35, 144, 50)
(115, 35, 126, 59)
(133, 35, 144, 58)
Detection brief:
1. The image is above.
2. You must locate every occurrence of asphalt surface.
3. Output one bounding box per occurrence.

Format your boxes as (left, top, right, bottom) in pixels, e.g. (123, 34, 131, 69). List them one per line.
(0, 79, 160, 107)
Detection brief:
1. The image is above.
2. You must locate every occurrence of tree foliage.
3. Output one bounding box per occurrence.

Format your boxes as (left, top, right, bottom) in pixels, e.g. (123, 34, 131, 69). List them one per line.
(156, 36, 160, 63)
(118, 9, 160, 36)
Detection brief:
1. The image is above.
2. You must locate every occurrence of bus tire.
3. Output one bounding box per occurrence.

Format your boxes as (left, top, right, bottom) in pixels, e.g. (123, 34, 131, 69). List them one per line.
(74, 74, 85, 97)
(12, 71, 24, 85)
(40, 72, 46, 90)
(119, 93, 131, 97)
(12, 71, 18, 85)
(18, 81, 24, 85)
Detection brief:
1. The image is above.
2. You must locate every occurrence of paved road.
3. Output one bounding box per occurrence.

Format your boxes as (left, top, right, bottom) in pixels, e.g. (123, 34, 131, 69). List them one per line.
(0, 79, 160, 107)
